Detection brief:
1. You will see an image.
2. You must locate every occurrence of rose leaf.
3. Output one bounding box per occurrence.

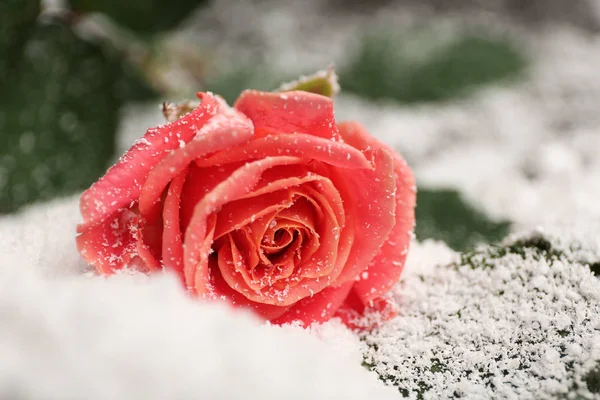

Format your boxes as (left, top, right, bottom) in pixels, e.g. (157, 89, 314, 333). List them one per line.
(584, 365, 600, 395)
(0, 15, 155, 214)
(340, 32, 527, 104)
(415, 188, 511, 251)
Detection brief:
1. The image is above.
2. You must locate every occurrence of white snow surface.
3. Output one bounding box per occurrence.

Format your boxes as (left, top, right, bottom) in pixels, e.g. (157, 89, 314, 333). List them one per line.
(0, 198, 397, 400)
(366, 238, 600, 399)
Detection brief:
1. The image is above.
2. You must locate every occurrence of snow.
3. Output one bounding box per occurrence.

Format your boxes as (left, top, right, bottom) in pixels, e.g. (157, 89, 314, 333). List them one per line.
(0, 199, 397, 400)
(364, 235, 600, 399)
(0, 196, 89, 279)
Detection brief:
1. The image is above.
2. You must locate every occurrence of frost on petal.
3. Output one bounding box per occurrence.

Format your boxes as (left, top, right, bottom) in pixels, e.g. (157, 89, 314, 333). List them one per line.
(234, 90, 340, 140)
(213, 190, 295, 240)
(138, 108, 254, 217)
(179, 163, 244, 233)
(328, 148, 397, 285)
(76, 208, 162, 275)
(217, 235, 273, 293)
(78, 92, 220, 229)
(209, 258, 292, 320)
(161, 168, 188, 279)
(272, 281, 354, 326)
(335, 289, 399, 331)
(183, 156, 304, 296)
(338, 121, 416, 304)
(196, 132, 371, 170)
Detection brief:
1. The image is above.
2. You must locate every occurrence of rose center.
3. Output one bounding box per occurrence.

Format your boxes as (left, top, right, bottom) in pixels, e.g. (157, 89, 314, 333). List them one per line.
(210, 190, 329, 297)
(262, 227, 299, 259)
(262, 227, 292, 249)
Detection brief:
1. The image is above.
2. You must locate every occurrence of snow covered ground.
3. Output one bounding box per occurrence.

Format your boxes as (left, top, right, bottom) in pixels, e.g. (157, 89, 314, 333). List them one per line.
(2, 1, 600, 399)
(366, 235, 600, 399)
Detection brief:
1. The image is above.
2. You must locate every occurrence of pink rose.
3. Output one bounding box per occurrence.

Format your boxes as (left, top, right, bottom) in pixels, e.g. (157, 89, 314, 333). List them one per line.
(76, 87, 415, 328)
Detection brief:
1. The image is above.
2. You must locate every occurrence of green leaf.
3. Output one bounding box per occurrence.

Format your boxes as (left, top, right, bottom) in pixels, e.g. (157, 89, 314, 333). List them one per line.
(584, 365, 600, 394)
(203, 66, 338, 105)
(0, 17, 154, 214)
(403, 36, 528, 102)
(277, 68, 340, 98)
(415, 188, 511, 251)
(68, 0, 210, 35)
(340, 33, 527, 104)
(589, 262, 600, 277)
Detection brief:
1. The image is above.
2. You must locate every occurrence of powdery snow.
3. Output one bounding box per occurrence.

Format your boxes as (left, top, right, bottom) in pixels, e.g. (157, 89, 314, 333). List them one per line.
(0, 195, 89, 278)
(364, 236, 600, 399)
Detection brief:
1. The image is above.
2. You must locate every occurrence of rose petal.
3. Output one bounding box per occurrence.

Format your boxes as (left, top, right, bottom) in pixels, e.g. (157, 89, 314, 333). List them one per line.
(179, 163, 244, 233)
(161, 168, 188, 279)
(275, 197, 317, 236)
(138, 108, 254, 216)
(338, 121, 416, 304)
(218, 233, 300, 293)
(76, 208, 161, 274)
(133, 190, 164, 271)
(213, 171, 337, 241)
(186, 156, 351, 306)
(261, 224, 295, 253)
(78, 92, 219, 228)
(213, 190, 295, 240)
(138, 214, 163, 272)
(325, 148, 398, 285)
(335, 288, 399, 330)
(196, 133, 371, 170)
(262, 231, 301, 267)
(271, 281, 354, 326)
(244, 213, 278, 254)
(209, 258, 292, 320)
(183, 156, 304, 295)
(218, 237, 261, 291)
(234, 90, 340, 140)
(289, 186, 341, 280)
